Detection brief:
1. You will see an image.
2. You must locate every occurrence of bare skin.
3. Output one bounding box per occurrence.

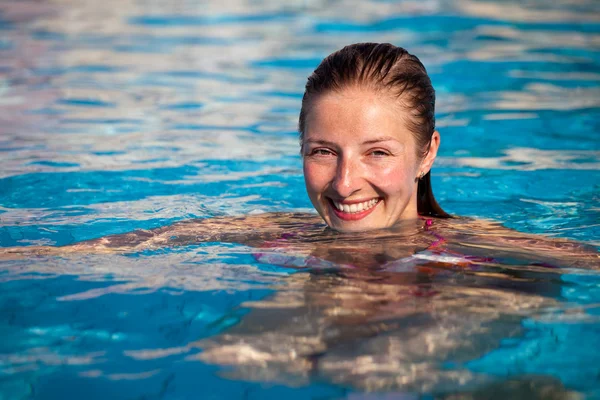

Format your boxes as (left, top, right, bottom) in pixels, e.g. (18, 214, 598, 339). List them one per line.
(1, 212, 597, 270)
(302, 88, 440, 232)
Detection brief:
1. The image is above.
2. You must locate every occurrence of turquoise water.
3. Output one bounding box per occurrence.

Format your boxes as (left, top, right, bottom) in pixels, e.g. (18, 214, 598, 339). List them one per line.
(1, 0, 599, 399)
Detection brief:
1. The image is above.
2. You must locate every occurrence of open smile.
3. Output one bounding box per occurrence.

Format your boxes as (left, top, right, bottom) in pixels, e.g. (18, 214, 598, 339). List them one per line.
(327, 197, 381, 221)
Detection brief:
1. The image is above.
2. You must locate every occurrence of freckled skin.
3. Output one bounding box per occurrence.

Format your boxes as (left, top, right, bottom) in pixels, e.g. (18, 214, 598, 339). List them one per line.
(302, 87, 440, 232)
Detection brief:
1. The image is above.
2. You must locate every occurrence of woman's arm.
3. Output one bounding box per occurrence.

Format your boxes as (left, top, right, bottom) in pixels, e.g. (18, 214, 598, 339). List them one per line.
(441, 218, 599, 269)
(0, 213, 321, 258)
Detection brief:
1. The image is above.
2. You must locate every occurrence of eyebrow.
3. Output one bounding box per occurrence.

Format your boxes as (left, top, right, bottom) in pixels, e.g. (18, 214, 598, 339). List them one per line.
(304, 139, 336, 146)
(361, 136, 399, 145)
(304, 136, 399, 146)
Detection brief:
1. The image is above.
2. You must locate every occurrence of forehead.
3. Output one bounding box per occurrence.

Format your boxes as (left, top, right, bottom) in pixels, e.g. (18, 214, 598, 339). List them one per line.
(305, 88, 414, 142)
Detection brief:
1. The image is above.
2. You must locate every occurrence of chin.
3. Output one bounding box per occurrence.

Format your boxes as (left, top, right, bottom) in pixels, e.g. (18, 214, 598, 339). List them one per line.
(325, 219, 385, 233)
(333, 226, 375, 233)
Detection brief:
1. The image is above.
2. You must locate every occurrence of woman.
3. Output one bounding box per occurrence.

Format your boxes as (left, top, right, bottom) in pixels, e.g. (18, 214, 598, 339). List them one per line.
(0, 43, 597, 270)
(0, 43, 595, 397)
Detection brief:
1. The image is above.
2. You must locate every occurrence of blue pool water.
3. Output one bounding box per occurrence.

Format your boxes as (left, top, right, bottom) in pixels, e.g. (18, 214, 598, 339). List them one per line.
(1, 0, 599, 399)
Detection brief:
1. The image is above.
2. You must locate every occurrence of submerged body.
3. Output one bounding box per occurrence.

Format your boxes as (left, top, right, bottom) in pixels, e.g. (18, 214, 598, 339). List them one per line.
(0, 210, 597, 398)
(2, 212, 596, 271)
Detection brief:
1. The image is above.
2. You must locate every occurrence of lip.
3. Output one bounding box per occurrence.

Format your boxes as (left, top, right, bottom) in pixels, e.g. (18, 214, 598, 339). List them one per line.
(328, 197, 381, 221)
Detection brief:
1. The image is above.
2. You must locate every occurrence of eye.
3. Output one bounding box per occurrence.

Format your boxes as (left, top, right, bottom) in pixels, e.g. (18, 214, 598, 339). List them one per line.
(310, 148, 335, 157)
(368, 149, 390, 157)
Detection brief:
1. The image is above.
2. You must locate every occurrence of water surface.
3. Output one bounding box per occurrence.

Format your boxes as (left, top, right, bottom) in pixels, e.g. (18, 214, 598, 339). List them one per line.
(0, 0, 599, 398)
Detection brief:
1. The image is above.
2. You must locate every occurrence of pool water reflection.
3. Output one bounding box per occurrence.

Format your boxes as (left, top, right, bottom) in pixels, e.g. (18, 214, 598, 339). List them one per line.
(0, 0, 599, 398)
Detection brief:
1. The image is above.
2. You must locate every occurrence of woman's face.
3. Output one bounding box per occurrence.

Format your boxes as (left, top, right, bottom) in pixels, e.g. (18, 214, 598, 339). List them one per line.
(302, 87, 438, 232)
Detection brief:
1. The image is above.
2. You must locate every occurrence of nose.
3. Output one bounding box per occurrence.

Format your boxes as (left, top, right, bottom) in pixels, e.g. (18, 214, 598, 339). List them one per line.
(332, 155, 361, 198)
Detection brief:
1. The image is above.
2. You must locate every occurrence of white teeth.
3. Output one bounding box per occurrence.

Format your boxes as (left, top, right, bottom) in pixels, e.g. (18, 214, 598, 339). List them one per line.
(333, 199, 379, 214)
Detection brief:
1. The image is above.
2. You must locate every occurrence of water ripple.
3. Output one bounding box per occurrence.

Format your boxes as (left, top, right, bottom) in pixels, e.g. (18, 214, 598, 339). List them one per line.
(0, 0, 599, 398)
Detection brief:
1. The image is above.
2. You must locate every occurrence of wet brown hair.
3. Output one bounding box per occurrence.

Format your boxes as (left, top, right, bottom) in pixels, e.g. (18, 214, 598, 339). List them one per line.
(298, 42, 450, 218)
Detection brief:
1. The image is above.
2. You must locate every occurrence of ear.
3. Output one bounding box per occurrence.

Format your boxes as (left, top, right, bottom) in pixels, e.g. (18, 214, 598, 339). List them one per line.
(419, 130, 440, 176)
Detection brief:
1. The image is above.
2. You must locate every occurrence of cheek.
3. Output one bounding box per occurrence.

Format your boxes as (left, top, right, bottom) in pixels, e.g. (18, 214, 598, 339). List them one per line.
(303, 161, 329, 191)
(370, 161, 416, 193)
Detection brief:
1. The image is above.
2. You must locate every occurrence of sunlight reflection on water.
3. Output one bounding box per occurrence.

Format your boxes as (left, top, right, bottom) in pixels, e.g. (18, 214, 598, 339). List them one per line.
(0, 0, 599, 399)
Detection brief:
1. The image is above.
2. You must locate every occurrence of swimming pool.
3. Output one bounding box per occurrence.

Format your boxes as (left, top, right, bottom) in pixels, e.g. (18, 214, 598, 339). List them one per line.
(1, 0, 599, 398)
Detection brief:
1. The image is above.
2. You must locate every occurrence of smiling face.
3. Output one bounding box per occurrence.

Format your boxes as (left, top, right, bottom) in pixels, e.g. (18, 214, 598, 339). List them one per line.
(302, 87, 439, 232)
